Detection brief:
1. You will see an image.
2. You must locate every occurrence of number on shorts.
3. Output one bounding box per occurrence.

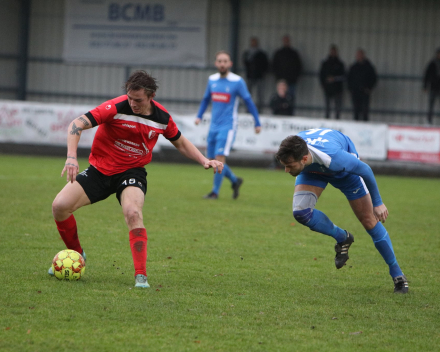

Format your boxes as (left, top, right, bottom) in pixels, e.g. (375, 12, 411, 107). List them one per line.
(122, 178, 136, 186)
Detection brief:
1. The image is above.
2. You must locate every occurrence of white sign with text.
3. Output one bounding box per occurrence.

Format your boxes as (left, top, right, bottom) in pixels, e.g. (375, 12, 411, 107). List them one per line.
(0, 100, 388, 160)
(63, 0, 208, 67)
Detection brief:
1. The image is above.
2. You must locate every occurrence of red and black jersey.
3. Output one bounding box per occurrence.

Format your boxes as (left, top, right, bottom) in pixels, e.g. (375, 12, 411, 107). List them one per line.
(85, 95, 181, 176)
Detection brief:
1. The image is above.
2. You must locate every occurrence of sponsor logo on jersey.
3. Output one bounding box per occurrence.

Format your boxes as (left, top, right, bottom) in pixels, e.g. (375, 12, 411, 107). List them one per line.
(211, 92, 231, 103)
(148, 130, 156, 139)
(105, 104, 112, 110)
(114, 140, 145, 155)
(121, 139, 140, 146)
(122, 123, 136, 128)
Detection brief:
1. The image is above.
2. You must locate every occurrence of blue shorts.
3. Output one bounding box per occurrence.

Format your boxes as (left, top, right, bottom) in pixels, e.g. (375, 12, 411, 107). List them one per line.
(295, 172, 369, 201)
(206, 128, 236, 159)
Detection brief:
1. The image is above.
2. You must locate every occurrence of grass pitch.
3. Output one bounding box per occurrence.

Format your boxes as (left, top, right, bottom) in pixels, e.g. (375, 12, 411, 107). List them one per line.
(0, 154, 439, 351)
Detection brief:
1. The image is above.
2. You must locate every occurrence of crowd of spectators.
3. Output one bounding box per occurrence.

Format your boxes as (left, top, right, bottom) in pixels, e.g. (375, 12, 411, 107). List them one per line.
(242, 35, 437, 124)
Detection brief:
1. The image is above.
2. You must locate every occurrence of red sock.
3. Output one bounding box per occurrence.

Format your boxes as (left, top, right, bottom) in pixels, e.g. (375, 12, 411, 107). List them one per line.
(54, 214, 83, 254)
(129, 228, 148, 276)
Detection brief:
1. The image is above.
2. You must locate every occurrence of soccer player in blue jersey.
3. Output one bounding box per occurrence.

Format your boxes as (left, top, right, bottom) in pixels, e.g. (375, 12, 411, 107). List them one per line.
(276, 129, 408, 293)
(195, 51, 261, 199)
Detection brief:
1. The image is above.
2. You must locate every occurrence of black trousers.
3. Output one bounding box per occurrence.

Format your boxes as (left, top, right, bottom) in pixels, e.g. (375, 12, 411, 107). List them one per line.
(324, 92, 343, 119)
(428, 90, 440, 124)
(351, 91, 370, 121)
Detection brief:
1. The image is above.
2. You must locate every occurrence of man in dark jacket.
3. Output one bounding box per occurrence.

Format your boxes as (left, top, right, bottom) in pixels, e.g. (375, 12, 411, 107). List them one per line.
(272, 35, 302, 115)
(423, 48, 440, 124)
(347, 49, 377, 121)
(270, 79, 294, 116)
(319, 44, 345, 119)
(243, 37, 269, 112)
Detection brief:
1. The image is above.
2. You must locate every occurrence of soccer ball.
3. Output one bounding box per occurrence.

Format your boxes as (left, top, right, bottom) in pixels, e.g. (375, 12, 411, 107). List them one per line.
(52, 249, 85, 281)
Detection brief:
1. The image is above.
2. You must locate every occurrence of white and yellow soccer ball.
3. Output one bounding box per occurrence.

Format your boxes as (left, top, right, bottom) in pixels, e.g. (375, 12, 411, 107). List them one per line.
(52, 249, 85, 280)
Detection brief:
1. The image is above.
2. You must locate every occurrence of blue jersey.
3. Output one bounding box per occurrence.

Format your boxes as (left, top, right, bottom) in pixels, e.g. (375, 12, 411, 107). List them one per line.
(197, 72, 260, 131)
(297, 128, 383, 207)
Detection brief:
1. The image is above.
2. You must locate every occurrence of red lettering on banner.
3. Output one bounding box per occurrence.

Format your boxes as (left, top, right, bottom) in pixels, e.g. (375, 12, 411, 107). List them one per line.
(0, 106, 21, 127)
(211, 93, 231, 103)
(388, 125, 440, 164)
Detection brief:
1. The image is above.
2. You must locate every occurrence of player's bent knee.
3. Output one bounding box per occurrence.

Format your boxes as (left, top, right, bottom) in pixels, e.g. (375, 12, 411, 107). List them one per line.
(293, 208, 314, 226)
(124, 207, 143, 227)
(358, 214, 378, 230)
(52, 197, 71, 218)
(292, 191, 318, 226)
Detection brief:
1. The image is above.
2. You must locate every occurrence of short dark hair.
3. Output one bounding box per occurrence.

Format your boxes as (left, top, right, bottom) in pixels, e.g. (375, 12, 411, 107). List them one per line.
(215, 50, 231, 60)
(275, 135, 308, 163)
(124, 70, 158, 97)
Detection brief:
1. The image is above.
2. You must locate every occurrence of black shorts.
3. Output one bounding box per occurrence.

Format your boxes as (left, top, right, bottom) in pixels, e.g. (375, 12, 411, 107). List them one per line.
(76, 165, 147, 205)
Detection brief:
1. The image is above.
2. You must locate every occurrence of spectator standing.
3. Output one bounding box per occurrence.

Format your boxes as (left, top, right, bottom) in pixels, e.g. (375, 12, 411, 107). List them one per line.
(347, 49, 377, 121)
(423, 48, 440, 124)
(319, 44, 345, 119)
(243, 37, 269, 112)
(270, 80, 294, 116)
(272, 35, 303, 115)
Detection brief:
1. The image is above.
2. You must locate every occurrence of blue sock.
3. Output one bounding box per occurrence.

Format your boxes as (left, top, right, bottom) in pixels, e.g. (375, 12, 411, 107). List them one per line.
(223, 164, 237, 184)
(307, 209, 347, 243)
(212, 171, 224, 195)
(367, 222, 403, 278)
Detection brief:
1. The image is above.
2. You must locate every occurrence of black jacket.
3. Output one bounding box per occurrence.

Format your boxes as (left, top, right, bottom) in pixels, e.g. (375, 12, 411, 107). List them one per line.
(243, 49, 269, 80)
(270, 93, 294, 116)
(347, 59, 377, 93)
(319, 56, 345, 96)
(423, 59, 440, 92)
(272, 47, 302, 84)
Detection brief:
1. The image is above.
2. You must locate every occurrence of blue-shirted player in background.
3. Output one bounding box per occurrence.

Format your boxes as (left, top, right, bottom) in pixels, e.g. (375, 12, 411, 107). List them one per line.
(276, 129, 408, 293)
(196, 51, 261, 199)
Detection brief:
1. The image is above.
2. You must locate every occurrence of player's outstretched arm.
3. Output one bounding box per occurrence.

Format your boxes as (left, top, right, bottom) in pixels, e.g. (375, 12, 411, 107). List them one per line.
(61, 115, 93, 183)
(170, 135, 223, 174)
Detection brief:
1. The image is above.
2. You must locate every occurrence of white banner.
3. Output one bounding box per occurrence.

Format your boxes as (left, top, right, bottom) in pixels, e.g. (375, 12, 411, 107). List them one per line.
(388, 125, 440, 164)
(63, 0, 208, 67)
(0, 100, 97, 148)
(0, 100, 388, 161)
(167, 114, 389, 160)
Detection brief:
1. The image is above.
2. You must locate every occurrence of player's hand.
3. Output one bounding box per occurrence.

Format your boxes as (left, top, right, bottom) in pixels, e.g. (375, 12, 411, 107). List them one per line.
(61, 157, 79, 183)
(195, 118, 202, 125)
(204, 159, 223, 174)
(373, 204, 389, 223)
(255, 126, 261, 134)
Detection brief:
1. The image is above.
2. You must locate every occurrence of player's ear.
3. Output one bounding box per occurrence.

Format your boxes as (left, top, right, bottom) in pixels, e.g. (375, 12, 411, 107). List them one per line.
(150, 92, 156, 99)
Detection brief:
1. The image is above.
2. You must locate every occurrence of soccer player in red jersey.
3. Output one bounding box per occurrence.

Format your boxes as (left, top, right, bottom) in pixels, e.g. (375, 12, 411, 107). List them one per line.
(49, 71, 223, 288)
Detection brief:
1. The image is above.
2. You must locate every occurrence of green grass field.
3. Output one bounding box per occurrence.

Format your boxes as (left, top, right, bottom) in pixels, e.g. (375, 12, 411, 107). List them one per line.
(1, 154, 439, 351)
